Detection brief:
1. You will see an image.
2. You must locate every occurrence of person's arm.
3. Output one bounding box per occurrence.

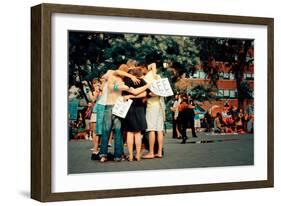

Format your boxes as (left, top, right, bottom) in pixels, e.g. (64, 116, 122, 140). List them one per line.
(114, 70, 141, 85)
(188, 104, 196, 109)
(87, 91, 95, 102)
(107, 78, 129, 92)
(170, 106, 176, 112)
(148, 91, 157, 97)
(148, 63, 156, 73)
(100, 70, 112, 81)
(123, 91, 147, 101)
(147, 63, 157, 79)
(128, 83, 151, 95)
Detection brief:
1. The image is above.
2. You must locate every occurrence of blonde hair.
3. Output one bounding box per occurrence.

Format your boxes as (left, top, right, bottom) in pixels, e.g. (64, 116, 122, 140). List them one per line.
(118, 64, 129, 72)
(126, 59, 137, 67)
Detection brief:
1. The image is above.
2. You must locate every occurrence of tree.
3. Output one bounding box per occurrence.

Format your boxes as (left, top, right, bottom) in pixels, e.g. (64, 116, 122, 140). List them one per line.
(68, 31, 201, 89)
(195, 37, 254, 108)
(188, 85, 216, 102)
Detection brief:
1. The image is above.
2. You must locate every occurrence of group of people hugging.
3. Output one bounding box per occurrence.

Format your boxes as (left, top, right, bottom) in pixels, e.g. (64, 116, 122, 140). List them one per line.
(85, 60, 166, 162)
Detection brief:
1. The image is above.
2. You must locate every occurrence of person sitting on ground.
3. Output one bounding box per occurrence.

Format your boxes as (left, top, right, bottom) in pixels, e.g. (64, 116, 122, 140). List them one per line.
(214, 112, 225, 133)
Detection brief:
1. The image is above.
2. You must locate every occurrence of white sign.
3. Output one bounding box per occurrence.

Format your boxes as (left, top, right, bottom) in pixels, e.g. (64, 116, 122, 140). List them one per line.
(150, 78, 174, 97)
(112, 97, 133, 118)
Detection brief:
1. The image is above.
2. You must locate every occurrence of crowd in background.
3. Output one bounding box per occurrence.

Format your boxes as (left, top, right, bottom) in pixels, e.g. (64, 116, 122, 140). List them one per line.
(211, 102, 254, 134)
(170, 94, 254, 143)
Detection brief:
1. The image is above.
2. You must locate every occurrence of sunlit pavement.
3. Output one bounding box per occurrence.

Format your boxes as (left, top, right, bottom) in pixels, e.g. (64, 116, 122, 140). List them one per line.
(68, 130, 253, 174)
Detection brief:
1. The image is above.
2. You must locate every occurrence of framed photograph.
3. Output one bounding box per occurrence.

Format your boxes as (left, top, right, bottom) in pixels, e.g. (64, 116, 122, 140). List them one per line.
(31, 3, 274, 202)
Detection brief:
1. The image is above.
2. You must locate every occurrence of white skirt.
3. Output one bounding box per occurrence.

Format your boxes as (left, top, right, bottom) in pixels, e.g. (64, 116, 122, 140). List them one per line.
(146, 104, 164, 131)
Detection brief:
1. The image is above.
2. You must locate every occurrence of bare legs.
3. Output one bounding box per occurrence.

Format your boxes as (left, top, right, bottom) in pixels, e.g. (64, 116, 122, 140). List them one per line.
(126, 131, 142, 161)
(134, 132, 142, 160)
(147, 131, 155, 158)
(176, 125, 181, 138)
(156, 131, 163, 157)
(142, 130, 164, 158)
(126, 132, 134, 161)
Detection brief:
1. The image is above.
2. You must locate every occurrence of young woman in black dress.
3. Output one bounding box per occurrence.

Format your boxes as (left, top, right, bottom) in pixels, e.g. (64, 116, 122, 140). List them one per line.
(122, 67, 148, 161)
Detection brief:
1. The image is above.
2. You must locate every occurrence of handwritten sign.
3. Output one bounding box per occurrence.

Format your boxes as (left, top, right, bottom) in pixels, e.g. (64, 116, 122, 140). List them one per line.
(150, 78, 174, 97)
(112, 97, 133, 118)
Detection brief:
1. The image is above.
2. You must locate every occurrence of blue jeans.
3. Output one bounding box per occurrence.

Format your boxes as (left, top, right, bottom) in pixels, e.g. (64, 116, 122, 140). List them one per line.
(100, 105, 123, 159)
(95, 104, 105, 135)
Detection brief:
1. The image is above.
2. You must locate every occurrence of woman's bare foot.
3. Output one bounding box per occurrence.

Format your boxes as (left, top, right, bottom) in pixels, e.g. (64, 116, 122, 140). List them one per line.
(142, 153, 155, 159)
(127, 155, 133, 162)
(134, 155, 141, 161)
(154, 153, 163, 158)
(99, 156, 107, 163)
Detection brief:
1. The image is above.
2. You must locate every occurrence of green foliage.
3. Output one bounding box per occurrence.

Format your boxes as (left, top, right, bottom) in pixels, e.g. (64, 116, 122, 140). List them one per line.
(68, 31, 254, 108)
(238, 81, 253, 100)
(68, 32, 201, 85)
(188, 85, 215, 102)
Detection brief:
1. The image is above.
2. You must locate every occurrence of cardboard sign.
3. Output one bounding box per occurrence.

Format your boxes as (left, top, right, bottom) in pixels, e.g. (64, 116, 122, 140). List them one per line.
(150, 78, 174, 97)
(112, 97, 133, 118)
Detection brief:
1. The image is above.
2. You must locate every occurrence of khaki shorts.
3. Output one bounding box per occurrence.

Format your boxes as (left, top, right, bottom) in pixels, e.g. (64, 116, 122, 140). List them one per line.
(146, 104, 164, 131)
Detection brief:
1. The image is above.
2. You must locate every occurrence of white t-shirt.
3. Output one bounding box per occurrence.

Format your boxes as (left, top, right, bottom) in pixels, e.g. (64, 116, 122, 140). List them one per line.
(173, 99, 181, 119)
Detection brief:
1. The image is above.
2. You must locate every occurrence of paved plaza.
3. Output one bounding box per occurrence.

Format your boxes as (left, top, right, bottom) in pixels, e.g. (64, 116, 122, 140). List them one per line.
(68, 131, 254, 174)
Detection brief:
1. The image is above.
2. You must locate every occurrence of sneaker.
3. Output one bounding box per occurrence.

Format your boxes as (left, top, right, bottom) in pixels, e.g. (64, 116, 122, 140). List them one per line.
(114, 157, 122, 162)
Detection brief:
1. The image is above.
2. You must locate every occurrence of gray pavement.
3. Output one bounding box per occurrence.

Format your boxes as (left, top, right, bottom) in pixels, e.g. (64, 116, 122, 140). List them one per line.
(68, 131, 253, 174)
